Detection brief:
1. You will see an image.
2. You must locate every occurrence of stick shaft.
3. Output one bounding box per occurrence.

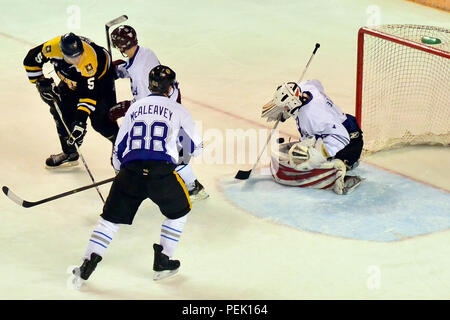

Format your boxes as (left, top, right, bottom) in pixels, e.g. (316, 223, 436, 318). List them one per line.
(52, 100, 106, 203)
(105, 15, 128, 55)
(105, 15, 128, 115)
(105, 25, 112, 55)
(249, 119, 281, 173)
(298, 43, 320, 82)
(3, 177, 115, 208)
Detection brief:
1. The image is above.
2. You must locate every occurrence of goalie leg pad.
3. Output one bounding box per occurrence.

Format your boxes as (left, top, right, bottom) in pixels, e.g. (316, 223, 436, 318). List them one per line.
(271, 157, 346, 190)
(271, 142, 348, 192)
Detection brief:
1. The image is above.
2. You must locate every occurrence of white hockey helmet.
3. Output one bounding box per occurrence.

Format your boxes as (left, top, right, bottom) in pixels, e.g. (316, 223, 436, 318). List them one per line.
(273, 82, 305, 116)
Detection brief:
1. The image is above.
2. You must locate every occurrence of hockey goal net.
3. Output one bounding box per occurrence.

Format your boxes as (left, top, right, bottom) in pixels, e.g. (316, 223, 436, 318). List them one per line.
(355, 24, 450, 154)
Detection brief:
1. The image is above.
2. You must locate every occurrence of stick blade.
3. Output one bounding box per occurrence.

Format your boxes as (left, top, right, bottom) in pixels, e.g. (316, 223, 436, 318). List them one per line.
(106, 15, 128, 27)
(234, 170, 252, 180)
(2, 186, 28, 207)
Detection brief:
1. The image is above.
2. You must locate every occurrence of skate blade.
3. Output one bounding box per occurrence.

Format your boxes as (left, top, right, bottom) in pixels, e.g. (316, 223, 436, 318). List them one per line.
(343, 178, 364, 195)
(190, 190, 210, 202)
(71, 268, 85, 289)
(45, 160, 79, 170)
(153, 268, 179, 281)
(72, 276, 85, 289)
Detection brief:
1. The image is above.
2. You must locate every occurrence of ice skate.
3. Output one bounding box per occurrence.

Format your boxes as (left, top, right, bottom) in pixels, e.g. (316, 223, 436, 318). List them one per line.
(342, 175, 363, 195)
(346, 160, 360, 171)
(188, 180, 209, 202)
(72, 252, 103, 287)
(45, 152, 79, 169)
(153, 243, 180, 281)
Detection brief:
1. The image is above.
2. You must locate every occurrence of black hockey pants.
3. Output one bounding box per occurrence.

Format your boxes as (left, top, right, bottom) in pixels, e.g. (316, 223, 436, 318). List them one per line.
(333, 114, 364, 168)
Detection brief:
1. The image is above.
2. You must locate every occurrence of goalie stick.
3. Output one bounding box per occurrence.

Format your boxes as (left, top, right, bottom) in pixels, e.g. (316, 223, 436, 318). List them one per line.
(234, 118, 281, 180)
(235, 43, 320, 180)
(2, 177, 115, 208)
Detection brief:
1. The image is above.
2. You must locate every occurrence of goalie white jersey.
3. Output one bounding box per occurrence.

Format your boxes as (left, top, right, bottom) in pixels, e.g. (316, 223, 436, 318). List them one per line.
(112, 94, 203, 171)
(116, 46, 180, 103)
(294, 80, 350, 157)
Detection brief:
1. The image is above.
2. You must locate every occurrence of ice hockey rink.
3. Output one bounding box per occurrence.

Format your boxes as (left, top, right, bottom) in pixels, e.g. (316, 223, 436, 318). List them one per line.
(0, 0, 449, 300)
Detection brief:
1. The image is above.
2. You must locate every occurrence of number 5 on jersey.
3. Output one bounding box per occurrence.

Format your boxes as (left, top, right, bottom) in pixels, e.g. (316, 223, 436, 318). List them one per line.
(87, 77, 95, 90)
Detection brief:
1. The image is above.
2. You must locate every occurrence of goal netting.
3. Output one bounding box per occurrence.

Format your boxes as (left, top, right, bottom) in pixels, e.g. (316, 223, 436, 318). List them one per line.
(355, 24, 450, 154)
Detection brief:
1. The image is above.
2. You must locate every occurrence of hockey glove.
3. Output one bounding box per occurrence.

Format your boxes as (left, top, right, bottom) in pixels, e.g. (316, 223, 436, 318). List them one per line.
(67, 121, 87, 146)
(113, 59, 128, 79)
(108, 100, 131, 122)
(36, 77, 60, 104)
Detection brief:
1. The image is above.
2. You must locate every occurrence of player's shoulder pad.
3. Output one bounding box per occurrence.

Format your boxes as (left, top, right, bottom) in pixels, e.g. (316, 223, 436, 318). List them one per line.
(41, 36, 63, 59)
(77, 41, 99, 77)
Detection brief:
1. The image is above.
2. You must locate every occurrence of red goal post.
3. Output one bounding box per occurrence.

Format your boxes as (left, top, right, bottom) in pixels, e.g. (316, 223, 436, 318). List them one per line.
(355, 25, 450, 154)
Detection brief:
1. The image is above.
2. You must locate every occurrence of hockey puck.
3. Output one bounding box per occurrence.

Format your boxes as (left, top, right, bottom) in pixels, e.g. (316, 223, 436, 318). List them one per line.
(421, 36, 441, 45)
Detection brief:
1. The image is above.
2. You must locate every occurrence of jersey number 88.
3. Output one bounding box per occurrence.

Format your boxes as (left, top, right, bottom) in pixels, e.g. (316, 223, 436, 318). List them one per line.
(129, 121, 168, 153)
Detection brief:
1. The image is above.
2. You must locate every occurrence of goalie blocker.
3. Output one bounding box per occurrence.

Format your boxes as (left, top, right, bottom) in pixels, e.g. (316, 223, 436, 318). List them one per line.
(270, 138, 363, 195)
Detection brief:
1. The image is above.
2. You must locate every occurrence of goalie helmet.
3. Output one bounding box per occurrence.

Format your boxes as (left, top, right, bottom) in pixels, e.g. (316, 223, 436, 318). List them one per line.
(148, 65, 176, 95)
(60, 33, 84, 58)
(273, 82, 310, 117)
(111, 25, 138, 51)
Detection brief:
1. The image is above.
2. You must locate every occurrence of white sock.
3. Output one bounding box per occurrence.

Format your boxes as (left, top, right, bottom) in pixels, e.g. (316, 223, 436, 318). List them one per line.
(84, 217, 120, 260)
(176, 163, 196, 190)
(160, 214, 188, 258)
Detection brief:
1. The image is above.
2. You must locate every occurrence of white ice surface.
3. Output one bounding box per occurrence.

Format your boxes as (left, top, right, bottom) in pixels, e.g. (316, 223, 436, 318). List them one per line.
(0, 0, 449, 299)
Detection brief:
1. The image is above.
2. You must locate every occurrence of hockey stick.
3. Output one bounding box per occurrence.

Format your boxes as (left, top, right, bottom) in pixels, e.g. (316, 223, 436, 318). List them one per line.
(234, 118, 281, 180)
(51, 100, 106, 204)
(105, 15, 128, 55)
(234, 43, 321, 180)
(105, 15, 128, 115)
(2, 177, 114, 208)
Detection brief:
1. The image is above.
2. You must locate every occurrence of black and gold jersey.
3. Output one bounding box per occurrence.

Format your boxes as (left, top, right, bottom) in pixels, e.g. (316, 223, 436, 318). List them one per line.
(24, 35, 112, 118)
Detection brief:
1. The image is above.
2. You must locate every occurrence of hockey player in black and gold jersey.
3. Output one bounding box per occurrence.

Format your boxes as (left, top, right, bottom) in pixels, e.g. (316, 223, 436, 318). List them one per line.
(23, 33, 119, 168)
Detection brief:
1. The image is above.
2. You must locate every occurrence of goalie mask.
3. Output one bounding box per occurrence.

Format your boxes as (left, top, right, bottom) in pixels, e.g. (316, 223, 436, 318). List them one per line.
(261, 81, 311, 122)
(273, 82, 310, 117)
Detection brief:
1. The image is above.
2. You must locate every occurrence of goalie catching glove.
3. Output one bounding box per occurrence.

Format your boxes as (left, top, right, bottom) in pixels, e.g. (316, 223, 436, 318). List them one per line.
(287, 136, 330, 170)
(261, 82, 309, 122)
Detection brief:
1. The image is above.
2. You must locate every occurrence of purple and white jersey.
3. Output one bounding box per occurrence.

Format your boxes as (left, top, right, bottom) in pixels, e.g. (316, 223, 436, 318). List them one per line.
(112, 94, 203, 170)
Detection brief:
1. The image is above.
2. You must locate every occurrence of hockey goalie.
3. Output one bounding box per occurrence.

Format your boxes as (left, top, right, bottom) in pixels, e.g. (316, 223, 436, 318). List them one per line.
(263, 80, 364, 195)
